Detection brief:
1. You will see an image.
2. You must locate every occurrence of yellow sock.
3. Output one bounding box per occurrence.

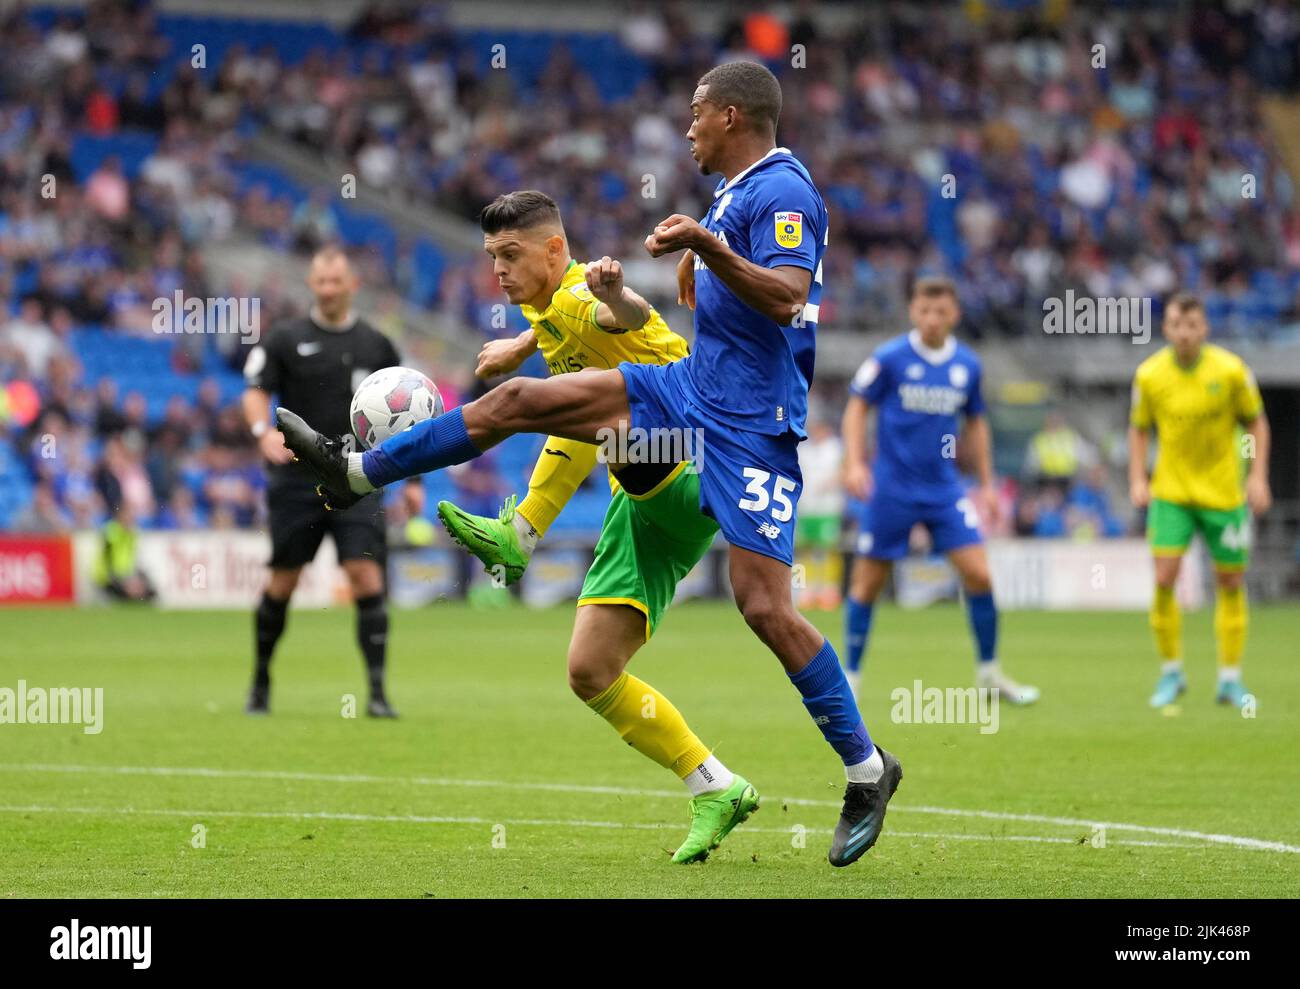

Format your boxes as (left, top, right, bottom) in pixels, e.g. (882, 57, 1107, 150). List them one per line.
(1215, 585, 1247, 670)
(587, 672, 711, 778)
(517, 436, 599, 537)
(1150, 584, 1182, 662)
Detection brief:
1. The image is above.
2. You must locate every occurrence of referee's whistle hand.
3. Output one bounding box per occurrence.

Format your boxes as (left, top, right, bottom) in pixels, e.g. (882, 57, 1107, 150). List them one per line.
(260, 429, 295, 465)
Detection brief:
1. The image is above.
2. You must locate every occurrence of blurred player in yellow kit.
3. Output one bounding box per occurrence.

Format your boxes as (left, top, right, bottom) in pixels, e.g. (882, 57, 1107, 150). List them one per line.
(1129, 293, 1272, 709)
(438, 190, 689, 584)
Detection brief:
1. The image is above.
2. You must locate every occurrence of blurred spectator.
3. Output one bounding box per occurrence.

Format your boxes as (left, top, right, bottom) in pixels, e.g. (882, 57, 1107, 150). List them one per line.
(11, 480, 73, 533)
(95, 503, 156, 603)
(1022, 411, 1097, 493)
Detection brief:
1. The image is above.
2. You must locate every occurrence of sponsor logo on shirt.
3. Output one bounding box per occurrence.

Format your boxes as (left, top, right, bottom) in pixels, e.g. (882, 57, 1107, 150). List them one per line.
(774, 211, 803, 248)
(296, 342, 322, 356)
(898, 383, 966, 415)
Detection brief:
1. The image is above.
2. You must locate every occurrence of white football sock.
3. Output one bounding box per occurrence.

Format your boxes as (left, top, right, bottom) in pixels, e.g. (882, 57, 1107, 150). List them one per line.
(511, 510, 539, 557)
(845, 747, 884, 784)
(845, 668, 861, 699)
(1161, 659, 1184, 675)
(683, 754, 735, 796)
(1217, 666, 1241, 683)
(975, 659, 1000, 684)
(346, 453, 376, 493)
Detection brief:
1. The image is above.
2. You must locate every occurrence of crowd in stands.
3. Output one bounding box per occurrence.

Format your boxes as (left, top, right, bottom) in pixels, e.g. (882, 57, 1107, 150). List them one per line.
(0, 0, 1295, 543)
(286, 1, 1300, 341)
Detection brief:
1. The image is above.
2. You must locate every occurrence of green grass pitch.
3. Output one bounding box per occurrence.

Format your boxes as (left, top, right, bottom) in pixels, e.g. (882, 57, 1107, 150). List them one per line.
(1, 601, 1296, 898)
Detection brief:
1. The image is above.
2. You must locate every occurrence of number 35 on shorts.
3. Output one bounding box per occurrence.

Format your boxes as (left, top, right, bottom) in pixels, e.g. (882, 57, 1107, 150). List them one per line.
(738, 467, 797, 521)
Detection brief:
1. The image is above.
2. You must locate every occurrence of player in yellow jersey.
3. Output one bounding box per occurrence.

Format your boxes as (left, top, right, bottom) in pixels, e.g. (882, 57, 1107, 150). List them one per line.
(434, 190, 759, 861)
(1129, 292, 1272, 709)
(438, 190, 690, 583)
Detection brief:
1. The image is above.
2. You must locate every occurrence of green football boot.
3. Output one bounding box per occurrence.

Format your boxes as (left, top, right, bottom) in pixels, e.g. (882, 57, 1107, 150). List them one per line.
(671, 776, 760, 864)
(437, 494, 533, 586)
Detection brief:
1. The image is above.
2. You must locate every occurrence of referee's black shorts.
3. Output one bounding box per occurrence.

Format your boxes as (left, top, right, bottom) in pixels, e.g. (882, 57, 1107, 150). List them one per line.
(267, 481, 386, 569)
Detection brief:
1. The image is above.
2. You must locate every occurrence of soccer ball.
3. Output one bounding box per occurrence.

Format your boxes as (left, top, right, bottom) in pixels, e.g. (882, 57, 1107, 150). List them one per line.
(350, 366, 443, 449)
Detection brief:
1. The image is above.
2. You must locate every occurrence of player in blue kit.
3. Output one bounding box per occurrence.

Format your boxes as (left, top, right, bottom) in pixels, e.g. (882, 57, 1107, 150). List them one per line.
(276, 61, 901, 868)
(841, 277, 1039, 704)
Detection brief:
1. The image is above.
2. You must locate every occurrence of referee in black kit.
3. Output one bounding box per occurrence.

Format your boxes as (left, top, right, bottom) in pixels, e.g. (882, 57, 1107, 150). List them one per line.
(241, 245, 409, 717)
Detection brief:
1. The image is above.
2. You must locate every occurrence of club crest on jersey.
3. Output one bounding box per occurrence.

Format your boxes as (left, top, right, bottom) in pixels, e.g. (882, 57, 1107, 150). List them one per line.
(949, 364, 969, 388)
(906, 363, 925, 380)
(774, 211, 803, 248)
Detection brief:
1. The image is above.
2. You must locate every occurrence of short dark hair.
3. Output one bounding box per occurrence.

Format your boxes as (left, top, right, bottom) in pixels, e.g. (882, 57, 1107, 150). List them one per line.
(911, 275, 959, 301)
(479, 191, 562, 234)
(698, 61, 782, 132)
(1165, 291, 1204, 314)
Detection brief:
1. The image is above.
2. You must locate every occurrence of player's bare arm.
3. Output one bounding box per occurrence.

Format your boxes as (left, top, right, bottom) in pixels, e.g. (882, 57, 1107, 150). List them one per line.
(964, 414, 1000, 525)
(840, 393, 872, 500)
(584, 255, 651, 331)
(644, 213, 811, 326)
(1128, 424, 1152, 507)
(1244, 412, 1272, 514)
(676, 249, 696, 310)
(475, 329, 537, 378)
(242, 386, 293, 464)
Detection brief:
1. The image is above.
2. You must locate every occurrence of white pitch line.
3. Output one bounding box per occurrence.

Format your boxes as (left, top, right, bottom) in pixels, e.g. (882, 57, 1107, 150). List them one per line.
(2, 762, 1296, 854)
(0, 805, 1203, 850)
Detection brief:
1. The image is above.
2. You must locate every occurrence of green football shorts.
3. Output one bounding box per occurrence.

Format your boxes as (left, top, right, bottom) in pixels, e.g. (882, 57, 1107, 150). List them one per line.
(1147, 497, 1251, 569)
(578, 463, 719, 640)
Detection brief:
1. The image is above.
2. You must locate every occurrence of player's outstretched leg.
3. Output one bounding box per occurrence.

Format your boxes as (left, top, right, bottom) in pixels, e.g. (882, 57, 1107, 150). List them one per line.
(276, 369, 629, 506)
(729, 547, 902, 867)
(439, 436, 600, 584)
(276, 408, 364, 509)
(438, 494, 534, 585)
(949, 545, 1039, 705)
(570, 603, 758, 863)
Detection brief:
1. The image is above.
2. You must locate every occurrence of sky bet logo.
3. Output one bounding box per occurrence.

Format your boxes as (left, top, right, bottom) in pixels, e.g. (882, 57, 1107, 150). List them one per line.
(50, 919, 151, 969)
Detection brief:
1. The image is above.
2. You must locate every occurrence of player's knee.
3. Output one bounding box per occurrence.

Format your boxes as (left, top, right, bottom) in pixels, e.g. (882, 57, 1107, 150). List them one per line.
(1153, 561, 1181, 590)
(1216, 570, 1244, 592)
(737, 592, 788, 641)
(961, 568, 992, 594)
(566, 656, 614, 702)
(493, 377, 540, 426)
(850, 563, 885, 601)
(267, 569, 301, 598)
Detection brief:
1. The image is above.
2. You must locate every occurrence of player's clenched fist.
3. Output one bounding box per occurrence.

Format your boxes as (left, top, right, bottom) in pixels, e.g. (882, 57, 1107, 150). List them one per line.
(585, 255, 624, 304)
(644, 214, 705, 257)
(476, 336, 529, 378)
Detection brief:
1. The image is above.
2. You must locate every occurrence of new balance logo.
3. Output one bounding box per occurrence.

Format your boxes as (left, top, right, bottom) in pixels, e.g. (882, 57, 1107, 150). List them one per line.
(757, 521, 781, 539)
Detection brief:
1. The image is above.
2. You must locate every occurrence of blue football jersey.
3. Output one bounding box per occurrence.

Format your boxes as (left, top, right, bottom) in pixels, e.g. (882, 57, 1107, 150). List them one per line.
(683, 147, 827, 439)
(850, 330, 986, 501)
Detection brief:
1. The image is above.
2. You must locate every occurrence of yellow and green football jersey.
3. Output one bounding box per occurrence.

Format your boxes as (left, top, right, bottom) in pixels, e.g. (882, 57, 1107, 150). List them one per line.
(1130, 343, 1264, 510)
(519, 260, 689, 376)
